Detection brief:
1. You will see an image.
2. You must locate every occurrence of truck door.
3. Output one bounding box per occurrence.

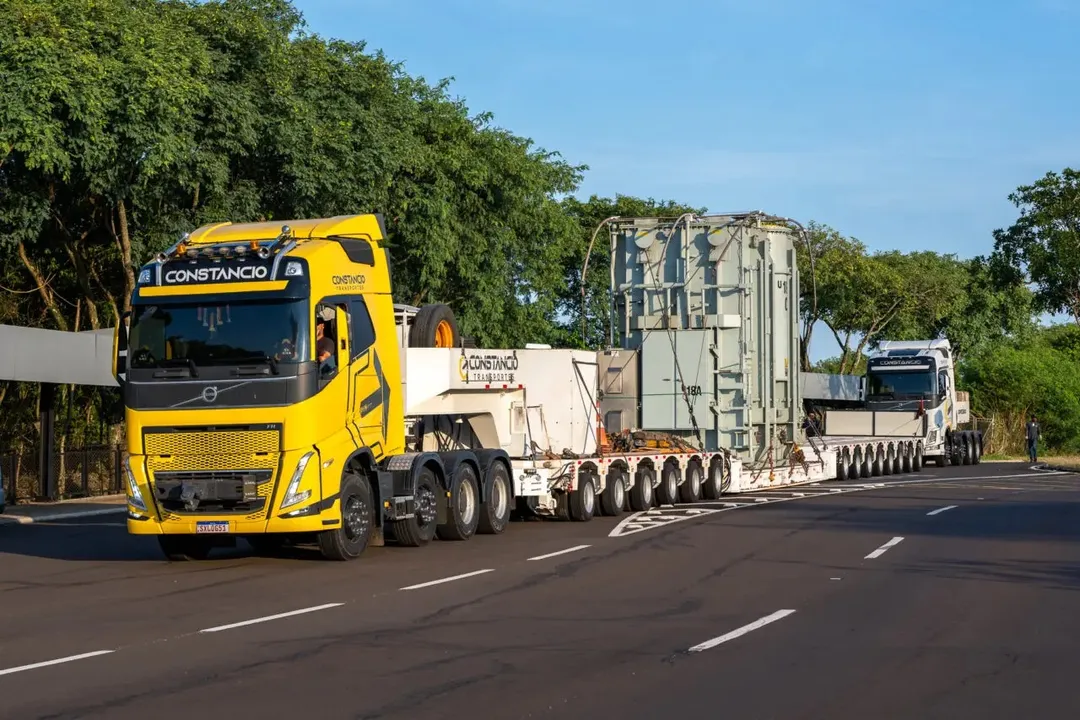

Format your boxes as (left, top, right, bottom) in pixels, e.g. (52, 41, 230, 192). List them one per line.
(346, 297, 389, 455)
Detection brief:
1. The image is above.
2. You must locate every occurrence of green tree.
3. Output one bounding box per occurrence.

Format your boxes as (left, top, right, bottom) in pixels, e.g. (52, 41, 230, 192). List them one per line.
(959, 326, 1080, 454)
(991, 168, 1080, 324)
(0, 0, 589, 453)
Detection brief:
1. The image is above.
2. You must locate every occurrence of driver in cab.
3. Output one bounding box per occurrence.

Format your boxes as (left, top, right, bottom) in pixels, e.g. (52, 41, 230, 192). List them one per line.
(316, 305, 336, 373)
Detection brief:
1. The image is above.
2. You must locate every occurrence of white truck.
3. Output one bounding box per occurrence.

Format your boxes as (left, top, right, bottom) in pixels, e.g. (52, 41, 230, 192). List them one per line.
(804, 339, 982, 481)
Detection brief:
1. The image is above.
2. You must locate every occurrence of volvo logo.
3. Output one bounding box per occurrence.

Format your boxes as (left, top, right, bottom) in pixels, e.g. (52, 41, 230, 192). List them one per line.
(201, 386, 219, 403)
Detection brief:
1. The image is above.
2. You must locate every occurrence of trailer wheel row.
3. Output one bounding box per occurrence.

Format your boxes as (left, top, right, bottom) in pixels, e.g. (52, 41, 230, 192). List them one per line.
(835, 440, 925, 482)
(561, 454, 731, 522)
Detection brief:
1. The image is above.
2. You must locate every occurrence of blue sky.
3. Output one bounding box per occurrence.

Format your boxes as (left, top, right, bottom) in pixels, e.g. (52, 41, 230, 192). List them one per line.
(297, 0, 1079, 361)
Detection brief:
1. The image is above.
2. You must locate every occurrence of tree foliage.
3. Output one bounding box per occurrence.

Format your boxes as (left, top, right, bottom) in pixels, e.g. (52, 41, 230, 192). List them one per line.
(959, 324, 1080, 455)
(0, 0, 1069, 458)
(990, 168, 1080, 324)
(797, 223, 1032, 373)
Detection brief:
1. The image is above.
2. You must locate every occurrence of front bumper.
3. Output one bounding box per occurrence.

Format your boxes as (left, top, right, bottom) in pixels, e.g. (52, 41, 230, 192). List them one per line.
(125, 448, 337, 536)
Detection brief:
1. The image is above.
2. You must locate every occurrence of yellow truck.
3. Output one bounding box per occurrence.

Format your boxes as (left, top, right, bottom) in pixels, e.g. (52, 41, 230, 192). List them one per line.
(113, 214, 523, 561)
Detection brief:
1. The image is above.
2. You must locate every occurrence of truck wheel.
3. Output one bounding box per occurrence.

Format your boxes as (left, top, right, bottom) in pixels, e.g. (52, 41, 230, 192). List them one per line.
(477, 461, 512, 534)
(316, 473, 375, 561)
(658, 463, 680, 505)
(568, 475, 596, 522)
(836, 449, 849, 481)
(408, 303, 459, 348)
(392, 466, 439, 546)
(880, 446, 892, 476)
(973, 432, 983, 464)
(962, 432, 974, 465)
(901, 445, 912, 473)
(872, 448, 884, 476)
(630, 468, 652, 511)
(679, 460, 703, 503)
(600, 468, 626, 516)
(850, 448, 862, 480)
(859, 448, 872, 479)
(913, 443, 923, 471)
(437, 463, 480, 541)
(158, 535, 213, 562)
(703, 457, 726, 499)
(629, 467, 654, 511)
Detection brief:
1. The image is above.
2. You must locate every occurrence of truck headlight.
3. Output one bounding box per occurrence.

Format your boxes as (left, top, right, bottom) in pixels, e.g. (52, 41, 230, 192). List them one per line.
(281, 451, 315, 510)
(124, 457, 147, 511)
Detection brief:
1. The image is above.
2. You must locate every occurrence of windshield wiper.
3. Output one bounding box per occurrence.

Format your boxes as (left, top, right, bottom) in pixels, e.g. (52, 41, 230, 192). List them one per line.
(153, 358, 200, 379)
(230, 354, 280, 377)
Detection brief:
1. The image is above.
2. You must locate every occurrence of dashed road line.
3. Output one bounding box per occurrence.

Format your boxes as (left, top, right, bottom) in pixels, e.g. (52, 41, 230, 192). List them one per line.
(927, 505, 957, 516)
(688, 609, 797, 653)
(399, 568, 495, 591)
(865, 536, 905, 560)
(199, 603, 344, 634)
(527, 545, 591, 561)
(0, 650, 115, 677)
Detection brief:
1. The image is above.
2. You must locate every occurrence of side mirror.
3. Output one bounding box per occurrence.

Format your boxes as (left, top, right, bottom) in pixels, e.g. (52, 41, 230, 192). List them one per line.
(112, 311, 131, 388)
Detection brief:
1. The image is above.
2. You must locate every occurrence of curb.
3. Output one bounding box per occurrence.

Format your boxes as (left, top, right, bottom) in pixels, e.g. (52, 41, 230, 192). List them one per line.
(0, 506, 127, 525)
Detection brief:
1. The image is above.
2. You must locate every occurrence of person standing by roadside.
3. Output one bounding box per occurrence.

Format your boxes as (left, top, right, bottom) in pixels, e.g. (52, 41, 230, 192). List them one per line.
(1026, 415, 1040, 463)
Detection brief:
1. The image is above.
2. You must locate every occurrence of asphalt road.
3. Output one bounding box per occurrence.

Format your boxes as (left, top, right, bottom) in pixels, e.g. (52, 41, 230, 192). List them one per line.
(2, 462, 1080, 720)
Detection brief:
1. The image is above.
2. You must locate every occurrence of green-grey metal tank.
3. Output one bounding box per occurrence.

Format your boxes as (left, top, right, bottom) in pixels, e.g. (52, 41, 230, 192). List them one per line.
(598, 213, 804, 468)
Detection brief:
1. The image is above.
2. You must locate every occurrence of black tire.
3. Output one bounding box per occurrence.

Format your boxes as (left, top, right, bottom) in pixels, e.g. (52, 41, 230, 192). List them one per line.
(901, 445, 912, 473)
(158, 535, 213, 562)
(317, 472, 376, 561)
(859, 448, 872, 479)
(391, 466, 439, 547)
(679, 460, 704, 503)
(837, 449, 849, 481)
(963, 432, 974, 465)
(872, 449, 883, 476)
(477, 461, 512, 534)
(437, 463, 480, 541)
(408, 303, 459, 348)
(973, 432, 983, 464)
(913, 443, 923, 471)
(703, 457, 727, 499)
(850, 447, 862, 480)
(600, 468, 626, 517)
(658, 463, 680, 505)
(629, 467, 654, 511)
(568, 474, 596, 522)
(882, 446, 893, 476)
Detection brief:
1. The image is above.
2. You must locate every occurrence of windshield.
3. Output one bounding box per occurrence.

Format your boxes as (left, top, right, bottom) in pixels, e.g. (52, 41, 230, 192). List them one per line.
(128, 299, 310, 369)
(867, 370, 936, 399)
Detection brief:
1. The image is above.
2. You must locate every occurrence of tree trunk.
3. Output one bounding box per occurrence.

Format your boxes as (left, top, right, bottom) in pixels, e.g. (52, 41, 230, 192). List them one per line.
(17, 242, 69, 331)
(116, 199, 136, 314)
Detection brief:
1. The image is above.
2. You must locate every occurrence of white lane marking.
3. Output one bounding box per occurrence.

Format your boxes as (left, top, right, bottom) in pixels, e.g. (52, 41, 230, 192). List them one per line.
(199, 603, 343, 633)
(527, 545, 591, 561)
(400, 568, 495, 591)
(0, 650, 115, 677)
(927, 504, 957, 516)
(688, 609, 797, 653)
(865, 536, 905, 559)
(609, 469, 1053, 538)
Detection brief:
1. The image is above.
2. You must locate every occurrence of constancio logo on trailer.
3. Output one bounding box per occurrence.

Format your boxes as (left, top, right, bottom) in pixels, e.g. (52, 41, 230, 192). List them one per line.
(163, 265, 270, 285)
(458, 351, 519, 384)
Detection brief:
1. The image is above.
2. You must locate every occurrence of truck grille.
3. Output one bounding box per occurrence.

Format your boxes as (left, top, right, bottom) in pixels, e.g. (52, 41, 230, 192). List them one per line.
(142, 426, 281, 519)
